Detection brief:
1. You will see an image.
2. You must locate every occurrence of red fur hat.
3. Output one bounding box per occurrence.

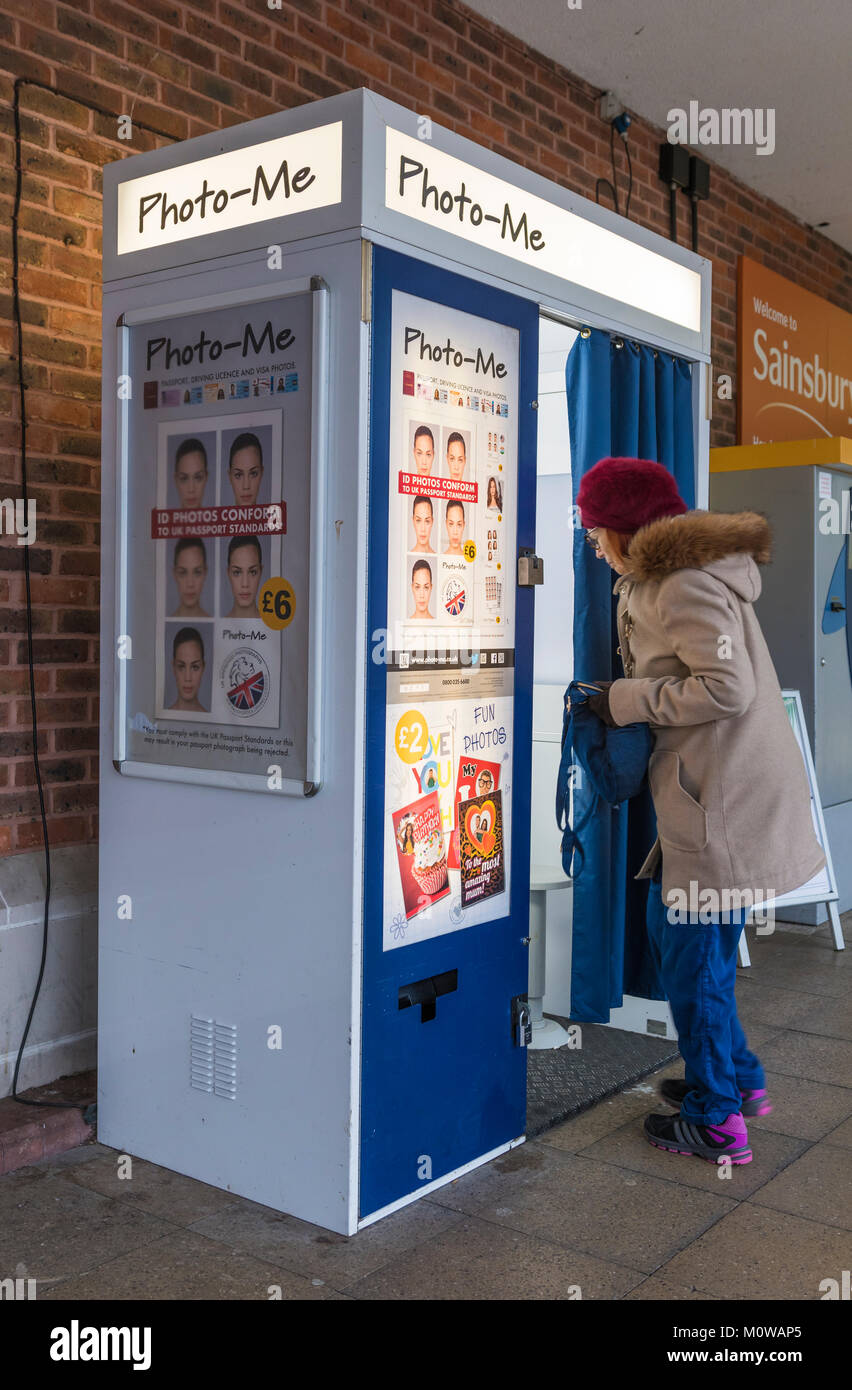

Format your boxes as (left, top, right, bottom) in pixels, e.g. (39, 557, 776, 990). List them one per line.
(577, 457, 688, 533)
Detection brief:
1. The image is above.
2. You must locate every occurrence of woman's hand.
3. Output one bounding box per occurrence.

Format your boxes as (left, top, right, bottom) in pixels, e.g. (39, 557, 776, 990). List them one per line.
(586, 680, 617, 727)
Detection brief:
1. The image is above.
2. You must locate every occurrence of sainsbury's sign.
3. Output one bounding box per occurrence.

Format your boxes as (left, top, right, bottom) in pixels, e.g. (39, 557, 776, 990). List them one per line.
(738, 257, 852, 444)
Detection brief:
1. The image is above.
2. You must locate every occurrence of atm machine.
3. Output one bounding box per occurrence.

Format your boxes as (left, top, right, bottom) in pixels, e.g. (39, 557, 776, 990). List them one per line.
(710, 439, 852, 918)
(99, 88, 710, 1234)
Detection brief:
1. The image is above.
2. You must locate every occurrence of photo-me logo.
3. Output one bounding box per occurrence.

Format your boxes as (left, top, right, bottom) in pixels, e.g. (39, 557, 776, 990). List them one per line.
(221, 647, 270, 717)
(384, 127, 702, 333)
(116, 121, 343, 255)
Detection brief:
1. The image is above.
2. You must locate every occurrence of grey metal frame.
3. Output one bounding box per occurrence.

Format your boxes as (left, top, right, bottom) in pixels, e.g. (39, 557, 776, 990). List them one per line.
(113, 274, 329, 796)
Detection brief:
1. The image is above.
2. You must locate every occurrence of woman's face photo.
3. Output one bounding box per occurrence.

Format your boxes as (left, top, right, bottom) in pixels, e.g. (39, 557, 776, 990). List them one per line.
(412, 500, 434, 552)
(227, 543, 263, 614)
(175, 450, 207, 509)
(173, 544, 207, 613)
(413, 432, 434, 475)
(446, 439, 466, 480)
(228, 445, 264, 507)
(445, 503, 465, 554)
(411, 565, 433, 618)
(487, 477, 499, 508)
(172, 639, 205, 704)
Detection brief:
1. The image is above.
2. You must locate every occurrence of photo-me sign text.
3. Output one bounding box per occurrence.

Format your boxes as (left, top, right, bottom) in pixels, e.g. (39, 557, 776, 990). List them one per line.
(384, 128, 701, 333)
(738, 257, 852, 444)
(116, 122, 343, 256)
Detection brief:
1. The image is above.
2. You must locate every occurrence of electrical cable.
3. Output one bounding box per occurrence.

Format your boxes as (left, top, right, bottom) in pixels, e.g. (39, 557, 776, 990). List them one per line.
(608, 121, 620, 216)
(10, 77, 174, 1113)
(595, 121, 633, 221)
(595, 124, 620, 214)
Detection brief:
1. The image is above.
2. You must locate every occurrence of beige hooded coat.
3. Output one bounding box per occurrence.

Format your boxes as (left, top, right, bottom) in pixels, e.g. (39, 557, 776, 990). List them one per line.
(607, 509, 826, 909)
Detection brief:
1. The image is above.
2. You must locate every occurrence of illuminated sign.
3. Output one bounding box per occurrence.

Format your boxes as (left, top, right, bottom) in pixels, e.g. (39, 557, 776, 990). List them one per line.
(738, 257, 852, 444)
(384, 128, 702, 332)
(116, 122, 343, 255)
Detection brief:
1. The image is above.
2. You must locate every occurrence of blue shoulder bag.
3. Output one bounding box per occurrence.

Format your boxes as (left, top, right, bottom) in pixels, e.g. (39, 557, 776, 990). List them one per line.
(555, 681, 654, 879)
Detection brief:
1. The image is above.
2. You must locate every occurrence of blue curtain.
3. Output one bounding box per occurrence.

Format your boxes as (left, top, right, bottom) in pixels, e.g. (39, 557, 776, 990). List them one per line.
(566, 330, 696, 1022)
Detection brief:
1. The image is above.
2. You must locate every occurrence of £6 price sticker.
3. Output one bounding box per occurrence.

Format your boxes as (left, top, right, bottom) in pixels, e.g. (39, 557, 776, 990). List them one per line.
(463, 540, 476, 562)
(394, 710, 429, 766)
(259, 577, 296, 630)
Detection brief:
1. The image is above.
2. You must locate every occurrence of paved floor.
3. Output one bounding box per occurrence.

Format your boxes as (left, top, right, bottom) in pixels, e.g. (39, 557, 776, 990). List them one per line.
(2, 914, 849, 1301)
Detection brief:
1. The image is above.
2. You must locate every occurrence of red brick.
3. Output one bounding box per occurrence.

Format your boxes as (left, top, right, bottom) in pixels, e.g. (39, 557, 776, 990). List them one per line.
(343, 41, 390, 83)
(54, 724, 99, 750)
(15, 697, 87, 725)
(50, 783, 97, 813)
(58, 551, 100, 577)
(55, 667, 99, 692)
(16, 815, 86, 850)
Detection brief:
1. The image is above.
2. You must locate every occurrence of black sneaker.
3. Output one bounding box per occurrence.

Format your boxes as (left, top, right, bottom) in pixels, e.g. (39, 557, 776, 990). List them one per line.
(660, 1077, 772, 1117)
(644, 1111, 752, 1164)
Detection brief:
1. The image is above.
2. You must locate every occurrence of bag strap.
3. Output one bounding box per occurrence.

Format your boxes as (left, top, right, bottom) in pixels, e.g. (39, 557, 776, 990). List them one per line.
(556, 686, 599, 879)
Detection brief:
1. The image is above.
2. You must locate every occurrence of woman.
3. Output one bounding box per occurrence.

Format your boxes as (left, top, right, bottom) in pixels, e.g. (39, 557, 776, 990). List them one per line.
(576, 456, 826, 1166)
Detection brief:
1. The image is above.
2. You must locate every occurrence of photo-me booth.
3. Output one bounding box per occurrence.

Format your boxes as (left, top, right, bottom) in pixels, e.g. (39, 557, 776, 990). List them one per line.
(99, 89, 710, 1233)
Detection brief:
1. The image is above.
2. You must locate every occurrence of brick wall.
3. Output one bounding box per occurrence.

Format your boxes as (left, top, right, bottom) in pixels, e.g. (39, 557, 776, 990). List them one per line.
(1, 0, 850, 859)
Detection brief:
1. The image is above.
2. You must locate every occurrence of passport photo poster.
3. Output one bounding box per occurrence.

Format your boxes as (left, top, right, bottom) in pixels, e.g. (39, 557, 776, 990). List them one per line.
(382, 290, 519, 950)
(155, 413, 283, 728)
(118, 291, 315, 785)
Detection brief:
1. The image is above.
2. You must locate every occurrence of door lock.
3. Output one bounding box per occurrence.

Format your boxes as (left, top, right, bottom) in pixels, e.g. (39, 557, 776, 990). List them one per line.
(511, 994, 532, 1047)
(517, 549, 544, 586)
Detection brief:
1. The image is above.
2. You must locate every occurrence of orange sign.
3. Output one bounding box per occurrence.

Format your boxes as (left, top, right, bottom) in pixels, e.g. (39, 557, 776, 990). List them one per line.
(738, 257, 852, 444)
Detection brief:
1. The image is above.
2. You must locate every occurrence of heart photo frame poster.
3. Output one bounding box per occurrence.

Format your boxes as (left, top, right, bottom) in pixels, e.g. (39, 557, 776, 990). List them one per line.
(459, 788, 505, 909)
(448, 756, 500, 870)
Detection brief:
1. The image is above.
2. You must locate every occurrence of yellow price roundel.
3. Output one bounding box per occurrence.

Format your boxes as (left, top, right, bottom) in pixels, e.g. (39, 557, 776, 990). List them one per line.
(395, 710, 429, 766)
(463, 540, 477, 562)
(259, 577, 296, 630)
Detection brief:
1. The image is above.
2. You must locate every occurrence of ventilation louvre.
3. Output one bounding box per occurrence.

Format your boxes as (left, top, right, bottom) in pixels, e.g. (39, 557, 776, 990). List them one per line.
(190, 1014, 237, 1099)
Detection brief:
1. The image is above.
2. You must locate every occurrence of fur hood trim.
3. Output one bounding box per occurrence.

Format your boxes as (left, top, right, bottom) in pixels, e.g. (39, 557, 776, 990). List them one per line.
(621, 509, 772, 584)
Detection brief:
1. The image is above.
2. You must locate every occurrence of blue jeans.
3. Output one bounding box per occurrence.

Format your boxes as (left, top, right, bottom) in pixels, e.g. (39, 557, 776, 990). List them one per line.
(646, 864, 765, 1124)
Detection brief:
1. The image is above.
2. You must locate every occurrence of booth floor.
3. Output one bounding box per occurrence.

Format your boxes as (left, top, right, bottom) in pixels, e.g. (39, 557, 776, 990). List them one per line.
(526, 1021, 679, 1137)
(1, 915, 850, 1301)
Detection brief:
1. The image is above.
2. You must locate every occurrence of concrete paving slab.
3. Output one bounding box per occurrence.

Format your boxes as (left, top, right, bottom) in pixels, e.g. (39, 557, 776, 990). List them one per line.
(748, 1141, 852, 1232)
(757, 1030, 852, 1087)
(347, 1214, 644, 1300)
(0, 1169, 174, 1290)
(423, 1140, 737, 1274)
(746, 1071, 852, 1141)
(60, 1152, 241, 1225)
(658, 1203, 852, 1300)
(37, 1228, 348, 1300)
(188, 1188, 464, 1288)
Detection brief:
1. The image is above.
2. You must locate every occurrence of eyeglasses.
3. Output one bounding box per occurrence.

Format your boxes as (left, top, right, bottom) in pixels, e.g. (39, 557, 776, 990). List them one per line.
(584, 528, 601, 549)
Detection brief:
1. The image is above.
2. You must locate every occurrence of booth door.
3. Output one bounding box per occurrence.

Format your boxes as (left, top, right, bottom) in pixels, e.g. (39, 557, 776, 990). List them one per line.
(360, 245, 539, 1220)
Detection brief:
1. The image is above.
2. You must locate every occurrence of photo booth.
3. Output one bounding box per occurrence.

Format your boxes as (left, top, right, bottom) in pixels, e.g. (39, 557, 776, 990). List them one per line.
(99, 88, 710, 1233)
